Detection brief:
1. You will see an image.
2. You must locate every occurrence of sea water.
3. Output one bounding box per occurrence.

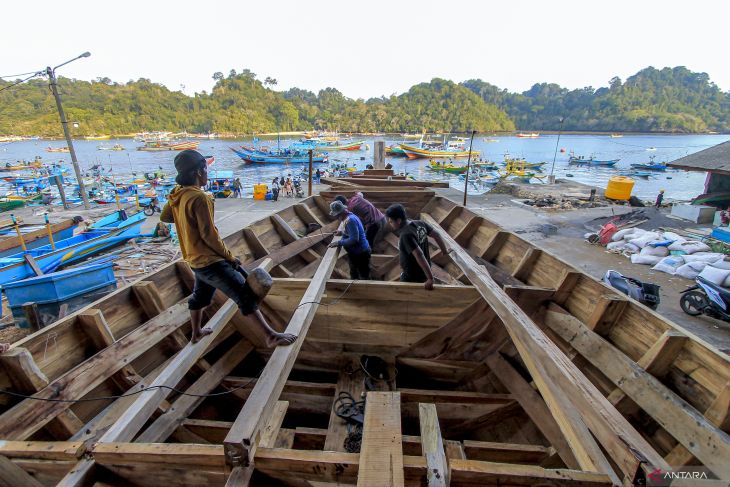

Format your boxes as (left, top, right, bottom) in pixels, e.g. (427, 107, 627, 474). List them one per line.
(1, 134, 728, 201)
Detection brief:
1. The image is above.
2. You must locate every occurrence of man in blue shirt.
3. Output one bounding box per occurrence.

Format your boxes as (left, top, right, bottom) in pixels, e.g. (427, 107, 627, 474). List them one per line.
(328, 200, 371, 279)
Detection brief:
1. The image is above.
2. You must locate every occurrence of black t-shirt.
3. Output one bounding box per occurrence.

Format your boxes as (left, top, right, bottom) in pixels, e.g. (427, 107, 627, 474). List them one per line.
(399, 220, 433, 282)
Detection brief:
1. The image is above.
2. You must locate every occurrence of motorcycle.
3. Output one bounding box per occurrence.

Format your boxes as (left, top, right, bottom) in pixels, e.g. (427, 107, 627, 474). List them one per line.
(143, 197, 161, 216)
(680, 276, 730, 322)
(603, 270, 660, 310)
(293, 179, 305, 198)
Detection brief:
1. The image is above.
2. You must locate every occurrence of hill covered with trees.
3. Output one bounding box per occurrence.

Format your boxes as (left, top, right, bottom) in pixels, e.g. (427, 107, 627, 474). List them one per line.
(0, 66, 727, 135)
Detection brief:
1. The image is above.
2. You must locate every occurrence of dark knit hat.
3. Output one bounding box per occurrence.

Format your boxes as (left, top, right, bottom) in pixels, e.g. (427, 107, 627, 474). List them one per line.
(174, 150, 207, 184)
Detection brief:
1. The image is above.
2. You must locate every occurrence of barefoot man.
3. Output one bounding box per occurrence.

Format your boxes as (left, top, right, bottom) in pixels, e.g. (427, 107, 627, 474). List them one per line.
(161, 150, 297, 346)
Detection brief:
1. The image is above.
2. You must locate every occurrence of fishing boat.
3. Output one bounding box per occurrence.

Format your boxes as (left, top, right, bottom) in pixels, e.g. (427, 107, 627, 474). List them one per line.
(568, 154, 619, 166)
(318, 140, 364, 151)
(515, 132, 540, 138)
(1, 181, 725, 486)
(399, 143, 478, 159)
(0, 210, 145, 285)
(610, 134, 623, 138)
(631, 157, 667, 171)
(45, 146, 69, 153)
(231, 147, 328, 165)
(502, 158, 546, 170)
(385, 145, 408, 157)
(473, 161, 499, 170)
(428, 160, 468, 174)
(85, 135, 111, 141)
(207, 170, 235, 198)
(0, 217, 80, 258)
(0, 198, 25, 212)
(137, 141, 199, 152)
(97, 144, 125, 151)
(483, 138, 500, 143)
(0, 158, 45, 172)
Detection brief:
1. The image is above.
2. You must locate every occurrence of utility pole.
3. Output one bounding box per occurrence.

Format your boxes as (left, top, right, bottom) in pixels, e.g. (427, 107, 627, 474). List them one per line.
(47, 55, 90, 209)
(462, 130, 477, 206)
(548, 117, 565, 185)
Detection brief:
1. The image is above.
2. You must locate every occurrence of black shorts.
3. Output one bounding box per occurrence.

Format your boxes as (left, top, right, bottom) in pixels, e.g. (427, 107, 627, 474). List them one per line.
(188, 260, 258, 315)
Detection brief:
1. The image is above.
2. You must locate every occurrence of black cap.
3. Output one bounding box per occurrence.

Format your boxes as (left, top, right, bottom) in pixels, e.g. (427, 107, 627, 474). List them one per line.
(174, 150, 206, 174)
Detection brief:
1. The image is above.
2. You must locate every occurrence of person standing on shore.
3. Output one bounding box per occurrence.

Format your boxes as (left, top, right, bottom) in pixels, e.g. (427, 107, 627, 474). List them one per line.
(655, 189, 665, 208)
(334, 192, 387, 249)
(271, 177, 280, 201)
(328, 200, 371, 279)
(385, 203, 450, 290)
(232, 178, 242, 198)
(161, 150, 297, 346)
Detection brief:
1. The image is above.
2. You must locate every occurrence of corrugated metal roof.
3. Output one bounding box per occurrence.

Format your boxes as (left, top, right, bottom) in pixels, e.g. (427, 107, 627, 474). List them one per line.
(668, 140, 730, 174)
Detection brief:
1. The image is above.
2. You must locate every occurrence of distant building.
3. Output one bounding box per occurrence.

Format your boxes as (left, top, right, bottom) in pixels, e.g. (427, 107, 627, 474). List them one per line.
(669, 140, 730, 208)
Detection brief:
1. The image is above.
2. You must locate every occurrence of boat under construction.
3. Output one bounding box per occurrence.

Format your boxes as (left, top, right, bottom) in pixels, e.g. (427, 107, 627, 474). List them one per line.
(0, 172, 728, 486)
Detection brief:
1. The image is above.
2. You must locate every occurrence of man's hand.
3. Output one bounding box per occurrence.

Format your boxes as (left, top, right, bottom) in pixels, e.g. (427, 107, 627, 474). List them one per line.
(328, 242, 339, 248)
(334, 230, 343, 236)
(424, 278, 434, 291)
(231, 257, 242, 268)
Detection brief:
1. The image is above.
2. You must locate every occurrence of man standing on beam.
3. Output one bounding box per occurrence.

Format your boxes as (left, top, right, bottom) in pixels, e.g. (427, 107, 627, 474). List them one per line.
(161, 150, 297, 346)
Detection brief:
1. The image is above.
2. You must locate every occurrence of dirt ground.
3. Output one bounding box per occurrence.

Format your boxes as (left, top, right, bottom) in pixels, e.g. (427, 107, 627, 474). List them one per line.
(437, 182, 730, 353)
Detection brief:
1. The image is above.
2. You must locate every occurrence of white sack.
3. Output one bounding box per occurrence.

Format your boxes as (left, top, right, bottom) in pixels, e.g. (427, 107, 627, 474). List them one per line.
(631, 254, 663, 265)
(640, 246, 669, 257)
(651, 256, 685, 274)
(698, 265, 730, 285)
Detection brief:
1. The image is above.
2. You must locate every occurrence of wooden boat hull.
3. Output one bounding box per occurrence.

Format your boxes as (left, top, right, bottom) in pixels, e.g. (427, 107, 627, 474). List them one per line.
(0, 218, 78, 258)
(400, 144, 477, 159)
(0, 186, 727, 486)
(231, 147, 328, 164)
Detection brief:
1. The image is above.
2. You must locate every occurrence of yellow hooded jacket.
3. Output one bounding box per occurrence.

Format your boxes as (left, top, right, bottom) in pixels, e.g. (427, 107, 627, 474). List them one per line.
(160, 186, 234, 269)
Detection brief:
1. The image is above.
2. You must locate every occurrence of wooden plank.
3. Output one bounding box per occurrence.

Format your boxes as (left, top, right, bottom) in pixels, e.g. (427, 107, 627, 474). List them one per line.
(270, 213, 300, 244)
(665, 383, 730, 466)
(480, 231, 509, 262)
(357, 392, 404, 487)
(294, 203, 325, 228)
(324, 357, 366, 452)
(247, 220, 338, 271)
(453, 217, 484, 247)
(22, 303, 42, 331)
(98, 299, 239, 444)
(422, 213, 663, 481)
(225, 467, 253, 487)
(418, 403, 449, 487)
(462, 441, 551, 464)
(554, 271, 581, 305)
(543, 306, 730, 478)
(606, 330, 688, 412)
(260, 401, 289, 448)
(445, 441, 466, 461)
(24, 254, 43, 277)
(136, 339, 254, 443)
(485, 352, 580, 470)
(223, 227, 343, 468)
(0, 455, 44, 487)
(511, 248, 542, 282)
(242, 228, 269, 258)
(0, 441, 84, 461)
(438, 205, 463, 229)
(585, 295, 628, 337)
(0, 301, 190, 440)
(448, 459, 613, 486)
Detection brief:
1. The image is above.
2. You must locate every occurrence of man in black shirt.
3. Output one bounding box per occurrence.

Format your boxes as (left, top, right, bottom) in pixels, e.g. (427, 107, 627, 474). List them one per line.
(385, 203, 450, 290)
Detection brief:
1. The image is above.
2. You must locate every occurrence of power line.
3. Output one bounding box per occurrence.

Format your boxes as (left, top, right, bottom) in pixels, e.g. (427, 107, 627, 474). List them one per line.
(0, 70, 43, 79)
(0, 71, 44, 93)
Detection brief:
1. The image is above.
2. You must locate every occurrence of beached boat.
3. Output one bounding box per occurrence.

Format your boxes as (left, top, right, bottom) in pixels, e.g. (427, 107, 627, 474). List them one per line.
(231, 147, 328, 165)
(0, 181, 728, 486)
(0, 210, 145, 285)
(0, 217, 79, 258)
(45, 146, 69, 153)
(515, 132, 540, 138)
(400, 143, 478, 159)
(137, 141, 199, 152)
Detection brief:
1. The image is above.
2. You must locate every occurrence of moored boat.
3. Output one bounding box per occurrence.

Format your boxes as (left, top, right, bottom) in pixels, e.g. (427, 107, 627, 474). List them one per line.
(85, 135, 111, 141)
(230, 147, 328, 165)
(45, 146, 69, 153)
(0, 217, 80, 257)
(400, 143, 478, 159)
(137, 141, 199, 152)
(515, 132, 540, 138)
(428, 160, 468, 173)
(568, 154, 619, 166)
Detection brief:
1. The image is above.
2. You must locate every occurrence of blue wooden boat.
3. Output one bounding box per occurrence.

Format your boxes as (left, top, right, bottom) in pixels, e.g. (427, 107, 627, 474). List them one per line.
(0, 218, 79, 258)
(231, 147, 329, 165)
(568, 155, 619, 166)
(630, 160, 667, 171)
(0, 210, 145, 286)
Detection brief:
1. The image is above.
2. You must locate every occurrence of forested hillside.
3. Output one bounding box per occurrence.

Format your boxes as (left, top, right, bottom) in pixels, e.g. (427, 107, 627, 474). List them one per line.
(1, 66, 726, 135)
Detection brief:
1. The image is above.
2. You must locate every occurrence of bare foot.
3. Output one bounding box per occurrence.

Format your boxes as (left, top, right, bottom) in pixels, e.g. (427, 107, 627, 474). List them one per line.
(191, 327, 213, 344)
(266, 332, 298, 347)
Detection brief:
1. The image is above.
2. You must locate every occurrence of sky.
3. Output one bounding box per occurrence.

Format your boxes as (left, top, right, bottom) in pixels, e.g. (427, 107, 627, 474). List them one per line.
(2, 0, 728, 99)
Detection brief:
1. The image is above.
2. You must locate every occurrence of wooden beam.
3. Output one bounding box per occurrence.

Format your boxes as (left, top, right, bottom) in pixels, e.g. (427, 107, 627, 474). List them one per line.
(0, 441, 85, 461)
(357, 391, 404, 487)
(24, 254, 43, 277)
(241, 228, 268, 259)
(585, 295, 628, 337)
(462, 441, 551, 464)
(485, 352, 580, 470)
(448, 459, 613, 486)
(480, 231, 509, 262)
(247, 220, 338, 271)
(0, 301, 190, 440)
(98, 299, 239, 444)
(21, 303, 42, 332)
(294, 203, 325, 228)
(554, 271, 581, 306)
(606, 330, 688, 413)
(422, 213, 664, 481)
(259, 401, 289, 448)
(511, 248, 542, 282)
(543, 306, 730, 479)
(324, 357, 366, 452)
(438, 205, 463, 229)
(0, 455, 44, 487)
(223, 227, 343, 468)
(453, 216, 484, 247)
(136, 340, 254, 443)
(270, 213, 299, 243)
(665, 382, 730, 466)
(419, 403, 449, 487)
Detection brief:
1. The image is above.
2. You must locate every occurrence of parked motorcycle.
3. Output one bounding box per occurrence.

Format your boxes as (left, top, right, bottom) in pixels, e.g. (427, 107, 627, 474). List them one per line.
(143, 197, 162, 216)
(680, 277, 730, 322)
(603, 270, 660, 310)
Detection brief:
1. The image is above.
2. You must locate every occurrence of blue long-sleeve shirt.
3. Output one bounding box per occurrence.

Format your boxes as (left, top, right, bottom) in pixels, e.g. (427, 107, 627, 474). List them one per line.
(338, 212, 370, 255)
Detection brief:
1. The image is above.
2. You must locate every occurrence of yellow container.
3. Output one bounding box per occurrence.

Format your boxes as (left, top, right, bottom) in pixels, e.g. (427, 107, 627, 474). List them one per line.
(605, 176, 634, 200)
(254, 184, 268, 194)
(253, 192, 266, 200)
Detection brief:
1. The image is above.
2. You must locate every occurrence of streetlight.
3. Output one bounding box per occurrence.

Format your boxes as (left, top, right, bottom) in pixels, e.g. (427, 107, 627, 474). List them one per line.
(47, 52, 91, 209)
(548, 117, 565, 185)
